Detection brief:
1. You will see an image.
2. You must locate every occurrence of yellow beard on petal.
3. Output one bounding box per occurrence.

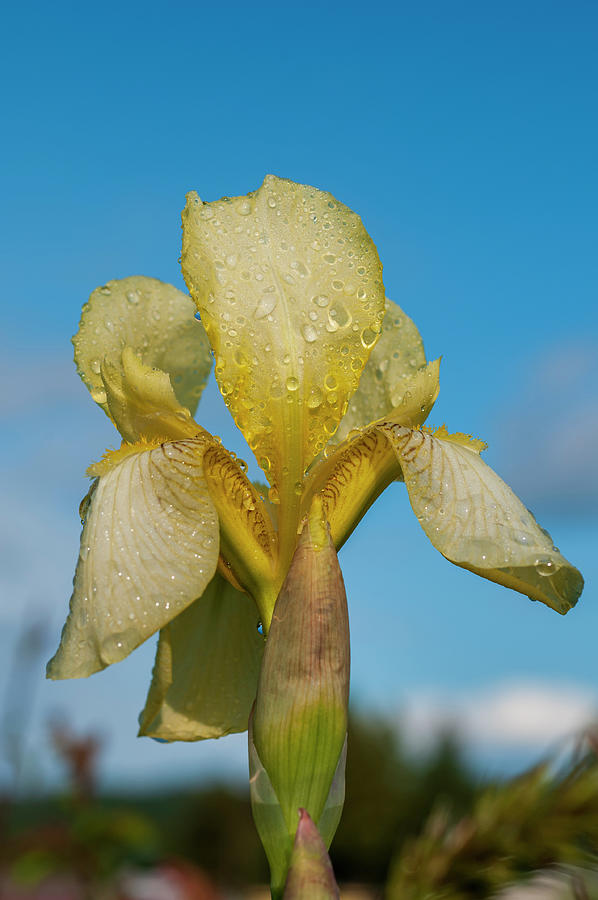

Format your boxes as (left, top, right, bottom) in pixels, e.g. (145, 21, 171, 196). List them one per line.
(422, 423, 488, 454)
(87, 435, 177, 477)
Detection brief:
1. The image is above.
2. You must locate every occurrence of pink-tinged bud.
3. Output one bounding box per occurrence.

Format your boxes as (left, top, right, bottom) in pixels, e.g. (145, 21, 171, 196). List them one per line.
(283, 809, 340, 899)
(250, 496, 349, 896)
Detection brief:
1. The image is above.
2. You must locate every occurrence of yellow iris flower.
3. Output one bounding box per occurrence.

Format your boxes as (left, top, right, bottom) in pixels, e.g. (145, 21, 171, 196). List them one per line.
(47, 175, 583, 743)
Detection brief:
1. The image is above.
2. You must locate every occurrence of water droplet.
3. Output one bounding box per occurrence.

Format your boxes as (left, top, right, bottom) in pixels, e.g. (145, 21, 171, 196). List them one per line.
(302, 324, 318, 343)
(329, 301, 352, 329)
(291, 260, 310, 277)
(194, 311, 202, 322)
(535, 558, 555, 576)
(91, 388, 107, 404)
(101, 632, 132, 663)
(254, 294, 278, 319)
(90, 358, 101, 374)
(126, 290, 139, 304)
(286, 375, 299, 391)
(257, 619, 265, 635)
(268, 486, 280, 504)
(360, 327, 378, 349)
(312, 294, 329, 308)
(307, 387, 323, 408)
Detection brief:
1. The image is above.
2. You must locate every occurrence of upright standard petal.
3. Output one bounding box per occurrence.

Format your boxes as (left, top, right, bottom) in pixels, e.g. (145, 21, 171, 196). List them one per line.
(138, 573, 264, 741)
(181, 175, 386, 504)
(73, 275, 212, 417)
(334, 299, 428, 443)
(47, 438, 219, 679)
(381, 425, 584, 613)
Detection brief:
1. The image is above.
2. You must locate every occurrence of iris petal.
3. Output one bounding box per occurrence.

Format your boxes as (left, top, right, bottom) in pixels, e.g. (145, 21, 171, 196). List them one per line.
(138, 573, 263, 741)
(335, 299, 428, 443)
(100, 347, 204, 443)
(47, 437, 219, 679)
(304, 360, 440, 550)
(181, 175, 386, 498)
(73, 275, 212, 418)
(381, 425, 583, 614)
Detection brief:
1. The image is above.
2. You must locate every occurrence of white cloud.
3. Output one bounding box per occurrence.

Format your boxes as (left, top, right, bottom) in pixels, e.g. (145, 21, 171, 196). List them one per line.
(401, 680, 598, 750)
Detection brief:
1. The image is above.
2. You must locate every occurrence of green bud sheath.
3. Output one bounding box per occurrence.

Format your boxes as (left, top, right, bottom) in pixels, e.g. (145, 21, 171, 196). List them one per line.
(251, 496, 350, 894)
(283, 809, 340, 899)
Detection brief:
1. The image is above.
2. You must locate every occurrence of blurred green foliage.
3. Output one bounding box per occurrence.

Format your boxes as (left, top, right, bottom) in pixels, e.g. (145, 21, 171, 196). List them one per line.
(3, 713, 480, 890)
(4, 715, 598, 896)
(388, 736, 598, 899)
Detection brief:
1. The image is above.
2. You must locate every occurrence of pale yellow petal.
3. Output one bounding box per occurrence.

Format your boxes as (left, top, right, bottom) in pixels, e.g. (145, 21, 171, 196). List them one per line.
(47, 437, 219, 679)
(379, 358, 441, 429)
(73, 275, 212, 417)
(382, 425, 583, 613)
(100, 347, 203, 443)
(335, 299, 428, 443)
(138, 573, 264, 741)
(181, 175, 386, 506)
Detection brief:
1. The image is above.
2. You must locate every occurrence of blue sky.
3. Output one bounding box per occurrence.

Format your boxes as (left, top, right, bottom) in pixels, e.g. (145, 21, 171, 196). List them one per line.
(1, 1, 597, 791)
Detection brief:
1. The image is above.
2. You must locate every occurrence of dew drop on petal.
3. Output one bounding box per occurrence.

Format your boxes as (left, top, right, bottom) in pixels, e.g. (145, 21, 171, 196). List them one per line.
(254, 294, 278, 319)
(535, 557, 555, 576)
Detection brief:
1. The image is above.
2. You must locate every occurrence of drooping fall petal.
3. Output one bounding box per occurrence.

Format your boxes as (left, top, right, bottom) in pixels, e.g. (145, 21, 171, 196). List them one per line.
(47, 437, 219, 679)
(334, 298, 428, 443)
(138, 573, 264, 741)
(73, 275, 212, 418)
(181, 175, 386, 516)
(381, 424, 583, 613)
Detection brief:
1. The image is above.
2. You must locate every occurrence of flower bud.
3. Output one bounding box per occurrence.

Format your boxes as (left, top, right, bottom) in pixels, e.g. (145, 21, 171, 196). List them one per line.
(250, 495, 349, 895)
(283, 809, 340, 899)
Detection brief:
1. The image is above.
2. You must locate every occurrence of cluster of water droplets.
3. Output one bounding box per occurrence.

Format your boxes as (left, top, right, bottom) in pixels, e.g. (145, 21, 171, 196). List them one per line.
(181, 176, 386, 480)
(54, 440, 219, 675)
(73, 276, 212, 417)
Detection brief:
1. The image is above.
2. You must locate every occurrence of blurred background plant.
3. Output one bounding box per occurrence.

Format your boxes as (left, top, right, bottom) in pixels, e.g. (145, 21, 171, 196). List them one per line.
(3, 618, 598, 899)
